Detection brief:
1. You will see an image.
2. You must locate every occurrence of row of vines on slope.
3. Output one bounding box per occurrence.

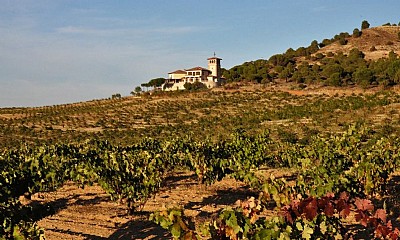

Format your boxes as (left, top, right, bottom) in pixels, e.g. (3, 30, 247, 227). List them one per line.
(2, 90, 400, 149)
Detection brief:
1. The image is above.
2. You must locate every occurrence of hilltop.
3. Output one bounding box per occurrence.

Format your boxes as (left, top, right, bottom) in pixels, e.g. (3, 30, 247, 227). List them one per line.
(316, 26, 400, 60)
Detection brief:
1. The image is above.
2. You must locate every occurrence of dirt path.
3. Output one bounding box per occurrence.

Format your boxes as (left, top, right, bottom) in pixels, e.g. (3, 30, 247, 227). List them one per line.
(35, 171, 253, 240)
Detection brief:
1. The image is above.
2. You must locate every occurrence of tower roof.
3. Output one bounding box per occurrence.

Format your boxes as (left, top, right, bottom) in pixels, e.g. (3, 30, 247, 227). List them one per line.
(207, 57, 222, 60)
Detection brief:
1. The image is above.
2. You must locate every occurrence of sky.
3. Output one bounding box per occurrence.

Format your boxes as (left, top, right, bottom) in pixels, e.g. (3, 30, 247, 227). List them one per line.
(1, 1, 400, 107)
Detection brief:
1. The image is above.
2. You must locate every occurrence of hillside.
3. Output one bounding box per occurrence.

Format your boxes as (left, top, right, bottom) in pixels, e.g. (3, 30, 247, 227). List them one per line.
(0, 85, 395, 149)
(317, 26, 400, 60)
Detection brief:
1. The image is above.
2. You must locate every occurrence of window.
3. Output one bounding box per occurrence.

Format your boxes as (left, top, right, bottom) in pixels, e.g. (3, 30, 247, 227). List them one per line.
(196, 71, 200, 75)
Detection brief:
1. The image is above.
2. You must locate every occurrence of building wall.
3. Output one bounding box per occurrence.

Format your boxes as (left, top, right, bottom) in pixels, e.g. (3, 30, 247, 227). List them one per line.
(208, 58, 221, 80)
(184, 70, 210, 82)
(163, 81, 186, 91)
(163, 79, 219, 91)
(169, 73, 186, 80)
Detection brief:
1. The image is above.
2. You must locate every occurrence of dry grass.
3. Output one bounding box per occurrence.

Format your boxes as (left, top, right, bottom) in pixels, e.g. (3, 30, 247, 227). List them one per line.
(318, 26, 400, 60)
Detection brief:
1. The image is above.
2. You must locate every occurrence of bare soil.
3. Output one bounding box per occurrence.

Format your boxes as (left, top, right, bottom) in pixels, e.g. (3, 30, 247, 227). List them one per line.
(34, 171, 257, 240)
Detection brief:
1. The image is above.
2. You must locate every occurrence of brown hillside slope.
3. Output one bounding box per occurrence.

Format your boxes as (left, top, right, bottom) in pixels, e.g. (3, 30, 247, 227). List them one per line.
(318, 26, 400, 60)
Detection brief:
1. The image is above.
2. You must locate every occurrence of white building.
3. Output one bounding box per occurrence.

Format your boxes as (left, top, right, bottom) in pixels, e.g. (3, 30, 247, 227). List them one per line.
(162, 56, 223, 91)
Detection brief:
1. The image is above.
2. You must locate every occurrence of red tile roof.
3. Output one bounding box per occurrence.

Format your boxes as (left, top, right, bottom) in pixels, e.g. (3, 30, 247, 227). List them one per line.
(185, 66, 211, 72)
(168, 69, 186, 74)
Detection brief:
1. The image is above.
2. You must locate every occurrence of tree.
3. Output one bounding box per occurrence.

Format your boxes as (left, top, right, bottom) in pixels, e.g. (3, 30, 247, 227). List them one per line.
(339, 38, 348, 45)
(279, 68, 291, 82)
(354, 67, 374, 88)
(135, 86, 142, 93)
(285, 48, 296, 58)
(279, 63, 295, 82)
(385, 60, 400, 83)
(184, 82, 207, 91)
(148, 77, 166, 88)
(319, 38, 333, 48)
(334, 32, 350, 40)
(348, 48, 365, 60)
(308, 40, 319, 54)
(131, 86, 142, 95)
(327, 72, 342, 86)
(361, 20, 370, 30)
(322, 64, 344, 79)
(295, 47, 307, 57)
(353, 28, 362, 38)
(111, 93, 122, 99)
(269, 54, 291, 67)
(141, 83, 150, 91)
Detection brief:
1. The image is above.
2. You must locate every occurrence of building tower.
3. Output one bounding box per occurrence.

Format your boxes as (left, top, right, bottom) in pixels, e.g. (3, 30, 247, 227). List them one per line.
(207, 55, 222, 81)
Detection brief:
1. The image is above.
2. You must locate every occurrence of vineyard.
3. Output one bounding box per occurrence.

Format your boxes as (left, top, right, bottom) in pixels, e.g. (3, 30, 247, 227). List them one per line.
(2, 85, 400, 239)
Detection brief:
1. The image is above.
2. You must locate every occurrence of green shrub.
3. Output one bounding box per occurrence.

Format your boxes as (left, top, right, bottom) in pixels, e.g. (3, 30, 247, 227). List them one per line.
(353, 28, 362, 37)
(183, 82, 207, 91)
(361, 20, 370, 30)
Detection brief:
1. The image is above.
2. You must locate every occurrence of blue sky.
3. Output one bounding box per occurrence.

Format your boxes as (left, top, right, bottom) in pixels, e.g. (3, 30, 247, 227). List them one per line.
(1, 0, 400, 107)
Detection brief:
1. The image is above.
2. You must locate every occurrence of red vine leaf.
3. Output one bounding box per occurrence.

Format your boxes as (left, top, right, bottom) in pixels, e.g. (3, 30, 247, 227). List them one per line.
(355, 211, 369, 227)
(339, 192, 349, 202)
(290, 200, 301, 217)
(324, 202, 335, 217)
(374, 209, 387, 223)
(354, 198, 374, 212)
(387, 220, 393, 229)
(337, 199, 351, 218)
(375, 225, 390, 238)
(389, 228, 400, 240)
(280, 206, 294, 224)
(302, 198, 318, 220)
(369, 217, 379, 228)
(326, 192, 335, 198)
(317, 197, 329, 209)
